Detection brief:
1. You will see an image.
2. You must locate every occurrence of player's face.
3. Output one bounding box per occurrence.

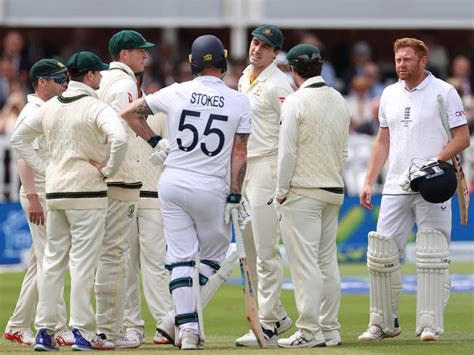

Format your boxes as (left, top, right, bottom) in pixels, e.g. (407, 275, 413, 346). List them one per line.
(395, 47, 426, 82)
(249, 37, 278, 70)
(90, 70, 102, 90)
(124, 48, 148, 73)
(43, 74, 68, 99)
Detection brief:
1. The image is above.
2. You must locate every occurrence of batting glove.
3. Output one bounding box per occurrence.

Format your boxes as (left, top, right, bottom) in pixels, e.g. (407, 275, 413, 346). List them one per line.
(399, 158, 438, 192)
(149, 138, 170, 166)
(238, 196, 251, 229)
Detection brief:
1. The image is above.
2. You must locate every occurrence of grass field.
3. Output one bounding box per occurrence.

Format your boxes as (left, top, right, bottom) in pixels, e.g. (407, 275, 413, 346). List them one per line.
(1, 263, 473, 354)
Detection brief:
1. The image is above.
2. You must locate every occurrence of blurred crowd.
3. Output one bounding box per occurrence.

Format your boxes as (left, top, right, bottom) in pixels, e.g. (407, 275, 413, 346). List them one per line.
(0, 29, 473, 200)
(0, 29, 473, 137)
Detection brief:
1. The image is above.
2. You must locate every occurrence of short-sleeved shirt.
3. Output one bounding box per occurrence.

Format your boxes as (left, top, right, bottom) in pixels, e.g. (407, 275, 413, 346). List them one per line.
(144, 75, 251, 178)
(239, 61, 293, 158)
(379, 72, 467, 194)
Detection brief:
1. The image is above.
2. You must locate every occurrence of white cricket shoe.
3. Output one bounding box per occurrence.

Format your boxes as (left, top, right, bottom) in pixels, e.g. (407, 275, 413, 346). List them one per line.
(125, 329, 145, 344)
(153, 331, 170, 345)
(278, 330, 326, 348)
(325, 337, 342, 346)
(112, 334, 141, 349)
(420, 327, 439, 341)
(357, 324, 401, 341)
(180, 330, 203, 350)
(235, 327, 278, 347)
(156, 315, 176, 344)
(276, 316, 292, 335)
(3, 328, 35, 346)
(55, 329, 74, 346)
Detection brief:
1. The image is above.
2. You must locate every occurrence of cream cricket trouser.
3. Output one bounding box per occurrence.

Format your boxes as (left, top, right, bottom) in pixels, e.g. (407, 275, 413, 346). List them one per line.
(7, 194, 67, 332)
(36, 208, 105, 339)
(95, 197, 137, 338)
(242, 154, 287, 329)
(277, 192, 341, 341)
(124, 206, 172, 333)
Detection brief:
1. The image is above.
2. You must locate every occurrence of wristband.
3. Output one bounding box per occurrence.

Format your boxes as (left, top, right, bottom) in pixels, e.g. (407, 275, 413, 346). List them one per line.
(147, 135, 162, 148)
(227, 193, 242, 203)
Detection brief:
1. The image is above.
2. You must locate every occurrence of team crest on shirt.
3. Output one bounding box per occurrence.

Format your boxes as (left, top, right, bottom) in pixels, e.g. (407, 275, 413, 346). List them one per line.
(127, 204, 136, 218)
(128, 92, 133, 103)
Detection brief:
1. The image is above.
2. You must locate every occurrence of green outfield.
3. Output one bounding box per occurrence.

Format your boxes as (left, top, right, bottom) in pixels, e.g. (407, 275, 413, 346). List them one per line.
(1, 263, 473, 354)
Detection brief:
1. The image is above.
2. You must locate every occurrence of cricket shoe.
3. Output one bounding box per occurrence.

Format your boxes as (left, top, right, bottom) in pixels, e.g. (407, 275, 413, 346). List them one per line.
(34, 328, 59, 352)
(153, 331, 170, 345)
(278, 330, 326, 348)
(125, 329, 145, 344)
(325, 337, 342, 347)
(235, 327, 278, 347)
(180, 330, 204, 350)
(71, 328, 115, 351)
(420, 327, 439, 341)
(357, 320, 401, 341)
(156, 314, 176, 345)
(3, 328, 35, 346)
(55, 329, 74, 346)
(112, 333, 141, 349)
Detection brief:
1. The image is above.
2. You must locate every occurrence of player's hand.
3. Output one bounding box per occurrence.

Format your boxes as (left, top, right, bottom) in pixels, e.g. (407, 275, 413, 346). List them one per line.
(27, 194, 45, 225)
(359, 184, 373, 210)
(238, 196, 251, 229)
(90, 159, 107, 179)
(149, 138, 170, 166)
(399, 158, 438, 192)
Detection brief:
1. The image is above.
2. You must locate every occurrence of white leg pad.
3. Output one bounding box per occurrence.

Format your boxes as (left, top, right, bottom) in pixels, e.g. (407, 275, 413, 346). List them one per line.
(367, 232, 402, 334)
(201, 250, 238, 308)
(416, 229, 450, 336)
(192, 255, 205, 342)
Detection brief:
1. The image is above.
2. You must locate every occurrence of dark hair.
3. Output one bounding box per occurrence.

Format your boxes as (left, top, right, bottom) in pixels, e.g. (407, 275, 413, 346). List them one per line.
(292, 62, 322, 78)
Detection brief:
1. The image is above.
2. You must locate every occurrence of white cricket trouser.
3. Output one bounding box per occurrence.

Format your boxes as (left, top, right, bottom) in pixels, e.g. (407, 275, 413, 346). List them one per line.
(124, 206, 172, 333)
(95, 197, 137, 338)
(159, 168, 230, 336)
(277, 193, 341, 341)
(242, 154, 287, 329)
(6, 194, 67, 332)
(376, 194, 452, 253)
(36, 208, 105, 339)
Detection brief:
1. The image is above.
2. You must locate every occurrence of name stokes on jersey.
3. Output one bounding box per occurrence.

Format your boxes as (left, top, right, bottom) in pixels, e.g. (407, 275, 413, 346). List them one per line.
(190, 92, 225, 107)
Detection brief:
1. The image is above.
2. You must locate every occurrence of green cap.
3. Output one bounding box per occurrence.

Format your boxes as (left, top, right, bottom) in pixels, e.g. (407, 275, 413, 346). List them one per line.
(251, 24, 284, 49)
(108, 30, 155, 56)
(287, 44, 322, 66)
(29, 59, 68, 83)
(66, 51, 109, 77)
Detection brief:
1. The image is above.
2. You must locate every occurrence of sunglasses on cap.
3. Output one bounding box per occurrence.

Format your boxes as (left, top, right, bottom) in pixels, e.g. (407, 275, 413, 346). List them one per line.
(37, 75, 70, 85)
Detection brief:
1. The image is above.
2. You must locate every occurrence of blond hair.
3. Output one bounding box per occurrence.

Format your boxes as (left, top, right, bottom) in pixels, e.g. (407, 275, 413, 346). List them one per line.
(393, 38, 428, 58)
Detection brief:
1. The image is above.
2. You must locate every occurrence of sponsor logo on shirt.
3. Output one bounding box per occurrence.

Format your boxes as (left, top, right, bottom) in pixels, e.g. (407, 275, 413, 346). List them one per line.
(279, 96, 285, 103)
(455, 110, 465, 117)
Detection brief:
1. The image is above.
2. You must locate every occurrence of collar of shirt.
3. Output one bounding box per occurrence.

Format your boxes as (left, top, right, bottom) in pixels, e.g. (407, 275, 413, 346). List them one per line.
(27, 94, 45, 106)
(398, 70, 433, 92)
(193, 75, 224, 85)
(109, 61, 136, 78)
(63, 80, 99, 99)
(243, 60, 278, 82)
(299, 75, 325, 89)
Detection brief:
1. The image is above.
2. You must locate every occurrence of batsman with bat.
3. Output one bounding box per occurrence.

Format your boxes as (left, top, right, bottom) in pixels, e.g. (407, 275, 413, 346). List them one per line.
(359, 37, 470, 343)
(122, 34, 251, 350)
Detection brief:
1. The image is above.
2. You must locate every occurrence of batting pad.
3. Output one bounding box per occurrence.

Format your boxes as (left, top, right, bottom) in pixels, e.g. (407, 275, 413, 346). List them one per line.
(367, 232, 402, 334)
(416, 229, 450, 336)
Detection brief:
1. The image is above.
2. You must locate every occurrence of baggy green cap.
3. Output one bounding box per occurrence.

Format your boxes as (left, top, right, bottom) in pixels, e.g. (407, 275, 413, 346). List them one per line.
(29, 59, 68, 83)
(108, 30, 155, 56)
(251, 24, 284, 49)
(286, 44, 322, 66)
(66, 51, 109, 77)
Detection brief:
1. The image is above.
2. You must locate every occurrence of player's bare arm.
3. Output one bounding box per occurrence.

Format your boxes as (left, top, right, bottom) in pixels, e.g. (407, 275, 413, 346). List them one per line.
(360, 127, 390, 210)
(121, 97, 156, 142)
(436, 124, 470, 161)
(230, 133, 249, 194)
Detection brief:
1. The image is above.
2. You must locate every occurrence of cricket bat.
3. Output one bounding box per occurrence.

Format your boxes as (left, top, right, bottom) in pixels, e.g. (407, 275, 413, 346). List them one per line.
(231, 209, 267, 348)
(437, 94, 469, 225)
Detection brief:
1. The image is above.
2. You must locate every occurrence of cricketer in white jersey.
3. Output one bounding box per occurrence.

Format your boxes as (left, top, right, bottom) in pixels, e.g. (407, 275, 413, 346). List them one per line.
(122, 34, 251, 350)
